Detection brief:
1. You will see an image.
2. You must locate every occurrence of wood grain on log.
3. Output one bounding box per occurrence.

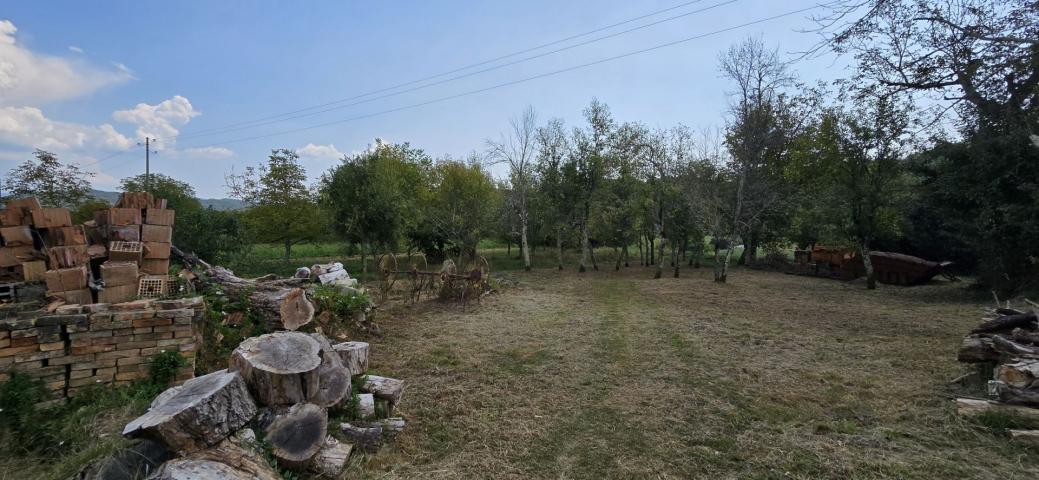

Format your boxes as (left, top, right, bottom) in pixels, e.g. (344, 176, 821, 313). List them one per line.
(991, 335, 1039, 358)
(1009, 429, 1039, 443)
(958, 336, 999, 363)
(229, 332, 322, 406)
(310, 436, 353, 477)
(160, 434, 281, 480)
(122, 370, 257, 453)
(339, 417, 405, 453)
(993, 381, 1039, 406)
(362, 375, 404, 406)
(1011, 328, 1039, 345)
(357, 393, 376, 419)
(996, 359, 1039, 388)
(261, 403, 328, 471)
(203, 266, 314, 331)
(333, 341, 369, 376)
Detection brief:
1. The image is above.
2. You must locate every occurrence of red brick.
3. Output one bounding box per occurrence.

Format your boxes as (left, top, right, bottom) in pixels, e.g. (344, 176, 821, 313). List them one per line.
(95, 349, 140, 360)
(11, 336, 38, 347)
(0, 344, 39, 357)
(71, 344, 115, 355)
(115, 371, 147, 381)
(119, 340, 158, 350)
(39, 341, 65, 351)
(132, 318, 172, 328)
(134, 332, 173, 342)
(116, 356, 146, 366)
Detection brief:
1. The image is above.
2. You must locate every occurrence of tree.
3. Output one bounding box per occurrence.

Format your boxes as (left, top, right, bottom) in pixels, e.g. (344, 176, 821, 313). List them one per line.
(4, 149, 94, 207)
(486, 106, 538, 271)
(535, 118, 575, 270)
(426, 158, 499, 264)
(319, 140, 430, 272)
(569, 99, 616, 272)
(121, 173, 203, 212)
(227, 148, 323, 260)
(71, 198, 110, 224)
(716, 36, 799, 282)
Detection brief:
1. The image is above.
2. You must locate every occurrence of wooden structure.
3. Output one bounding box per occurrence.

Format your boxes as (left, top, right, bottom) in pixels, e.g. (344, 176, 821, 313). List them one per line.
(790, 245, 952, 286)
(377, 254, 490, 306)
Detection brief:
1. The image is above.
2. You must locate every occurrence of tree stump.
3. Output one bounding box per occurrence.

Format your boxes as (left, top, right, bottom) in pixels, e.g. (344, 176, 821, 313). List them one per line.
(338, 417, 406, 453)
(229, 332, 323, 406)
(122, 370, 257, 453)
(308, 333, 351, 408)
(362, 375, 404, 407)
(152, 434, 281, 480)
(261, 403, 328, 471)
(334, 341, 369, 376)
(357, 393, 376, 419)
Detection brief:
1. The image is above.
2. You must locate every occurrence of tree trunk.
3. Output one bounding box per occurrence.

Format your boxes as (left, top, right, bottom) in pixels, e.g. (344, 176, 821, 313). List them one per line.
(229, 332, 325, 406)
(654, 237, 665, 279)
(283, 239, 292, 261)
(622, 245, 630, 267)
(648, 235, 655, 266)
(614, 247, 622, 271)
(360, 242, 368, 275)
(579, 219, 590, 273)
(122, 370, 257, 454)
(556, 227, 564, 270)
(590, 242, 599, 271)
(861, 240, 876, 290)
(672, 241, 680, 278)
(261, 403, 328, 471)
(520, 220, 531, 272)
(637, 236, 644, 266)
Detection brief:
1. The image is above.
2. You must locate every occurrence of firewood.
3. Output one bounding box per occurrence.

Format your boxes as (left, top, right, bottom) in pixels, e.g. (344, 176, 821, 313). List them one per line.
(995, 359, 1039, 388)
(309, 436, 353, 477)
(1011, 328, 1039, 345)
(361, 375, 404, 407)
(308, 333, 351, 409)
(155, 434, 281, 480)
(993, 381, 1039, 406)
(229, 332, 323, 406)
(203, 266, 314, 331)
(991, 335, 1039, 357)
(333, 341, 369, 376)
(260, 403, 327, 471)
(122, 370, 257, 453)
(1009, 430, 1039, 443)
(958, 336, 1000, 363)
(338, 417, 406, 453)
(972, 312, 1038, 334)
(955, 398, 1039, 419)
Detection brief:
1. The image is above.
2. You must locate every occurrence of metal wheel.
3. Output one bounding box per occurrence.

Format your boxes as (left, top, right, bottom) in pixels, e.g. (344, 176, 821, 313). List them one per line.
(378, 254, 398, 299)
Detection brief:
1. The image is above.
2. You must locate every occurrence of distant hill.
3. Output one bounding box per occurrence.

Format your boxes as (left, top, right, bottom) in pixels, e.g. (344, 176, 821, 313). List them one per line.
(90, 189, 245, 211)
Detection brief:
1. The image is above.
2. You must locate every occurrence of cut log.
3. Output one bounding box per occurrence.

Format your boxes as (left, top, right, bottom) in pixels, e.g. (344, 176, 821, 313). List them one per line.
(357, 393, 376, 419)
(991, 335, 1039, 357)
(361, 375, 404, 407)
(957, 336, 999, 363)
(309, 436, 353, 477)
(972, 312, 1038, 334)
(1009, 429, 1039, 443)
(203, 266, 314, 330)
(339, 418, 406, 453)
(995, 359, 1039, 388)
(955, 398, 1039, 420)
(333, 341, 369, 376)
(229, 332, 322, 406)
(261, 403, 327, 471)
(1011, 328, 1039, 346)
(308, 333, 351, 409)
(158, 434, 282, 480)
(122, 370, 257, 453)
(993, 381, 1039, 406)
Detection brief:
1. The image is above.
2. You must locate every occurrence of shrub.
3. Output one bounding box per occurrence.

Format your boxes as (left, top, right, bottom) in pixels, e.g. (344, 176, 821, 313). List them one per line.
(0, 372, 46, 446)
(147, 350, 188, 388)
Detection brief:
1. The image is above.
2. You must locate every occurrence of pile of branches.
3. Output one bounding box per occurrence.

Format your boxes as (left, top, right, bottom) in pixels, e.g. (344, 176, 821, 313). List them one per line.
(958, 298, 1039, 406)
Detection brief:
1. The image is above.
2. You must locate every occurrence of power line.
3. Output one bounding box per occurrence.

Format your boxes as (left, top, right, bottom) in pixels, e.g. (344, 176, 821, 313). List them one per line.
(172, 0, 738, 142)
(170, 0, 722, 140)
(179, 4, 825, 152)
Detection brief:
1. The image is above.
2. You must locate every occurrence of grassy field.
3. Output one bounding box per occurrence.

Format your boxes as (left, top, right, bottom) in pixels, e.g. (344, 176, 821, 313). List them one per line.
(348, 266, 1038, 479)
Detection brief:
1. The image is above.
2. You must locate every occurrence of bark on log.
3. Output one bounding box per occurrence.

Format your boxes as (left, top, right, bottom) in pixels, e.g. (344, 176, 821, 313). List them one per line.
(994, 381, 1039, 406)
(203, 266, 314, 331)
(333, 341, 369, 376)
(955, 398, 1039, 419)
(122, 370, 257, 453)
(1009, 429, 1039, 443)
(972, 312, 1038, 334)
(996, 359, 1039, 388)
(229, 332, 323, 406)
(308, 333, 351, 409)
(152, 433, 281, 480)
(309, 436, 353, 477)
(361, 375, 404, 407)
(261, 403, 328, 471)
(992, 335, 1039, 358)
(338, 418, 406, 453)
(1011, 328, 1039, 345)
(958, 336, 1000, 363)
(357, 393, 376, 419)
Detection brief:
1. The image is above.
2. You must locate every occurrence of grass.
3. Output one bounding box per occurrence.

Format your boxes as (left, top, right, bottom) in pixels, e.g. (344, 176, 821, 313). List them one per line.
(350, 265, 1038, 479)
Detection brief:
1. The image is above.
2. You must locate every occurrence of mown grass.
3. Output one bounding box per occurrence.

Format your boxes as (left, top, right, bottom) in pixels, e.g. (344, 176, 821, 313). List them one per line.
(353, 266, 1036, 479)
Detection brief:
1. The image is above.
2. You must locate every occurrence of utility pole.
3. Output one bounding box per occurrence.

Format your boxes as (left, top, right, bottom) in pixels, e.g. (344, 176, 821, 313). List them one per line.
(145, 137, 151, 193)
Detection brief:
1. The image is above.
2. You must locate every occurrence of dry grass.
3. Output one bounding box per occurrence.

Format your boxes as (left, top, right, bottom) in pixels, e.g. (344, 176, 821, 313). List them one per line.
(350, 266, 1039, 479)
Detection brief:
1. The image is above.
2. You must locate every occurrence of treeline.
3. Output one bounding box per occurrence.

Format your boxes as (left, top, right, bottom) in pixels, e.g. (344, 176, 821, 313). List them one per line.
(3, 1, 1035, 293)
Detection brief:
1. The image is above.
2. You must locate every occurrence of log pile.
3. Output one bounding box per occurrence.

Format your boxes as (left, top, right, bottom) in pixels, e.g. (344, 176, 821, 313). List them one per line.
(121, 331, 406, 477)
(955, 299, 1039, 441)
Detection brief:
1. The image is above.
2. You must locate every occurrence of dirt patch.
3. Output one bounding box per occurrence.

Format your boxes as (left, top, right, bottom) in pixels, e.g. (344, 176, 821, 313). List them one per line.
(356, 266, 1039, 479)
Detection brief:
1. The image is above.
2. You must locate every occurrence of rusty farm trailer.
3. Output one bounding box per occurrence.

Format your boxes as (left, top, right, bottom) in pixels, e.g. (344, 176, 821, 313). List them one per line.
(790, 246, 953, 286)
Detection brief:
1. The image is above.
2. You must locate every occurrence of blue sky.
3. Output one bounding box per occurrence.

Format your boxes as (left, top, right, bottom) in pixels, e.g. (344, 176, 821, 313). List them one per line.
(0, 0, 846, 197)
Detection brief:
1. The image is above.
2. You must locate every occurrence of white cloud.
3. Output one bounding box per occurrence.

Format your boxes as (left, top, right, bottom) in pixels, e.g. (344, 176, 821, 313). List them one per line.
(112, 95, 199, 146)
(68, 45, 83, 54)
(0, 105, 132, 151)
(0, 19, 134, 106)
(296, 143, 345, 160)
(183, 146, 233, 159)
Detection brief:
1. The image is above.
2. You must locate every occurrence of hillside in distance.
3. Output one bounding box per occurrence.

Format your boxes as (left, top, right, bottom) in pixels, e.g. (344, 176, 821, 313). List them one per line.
(90, 189, 245, 211)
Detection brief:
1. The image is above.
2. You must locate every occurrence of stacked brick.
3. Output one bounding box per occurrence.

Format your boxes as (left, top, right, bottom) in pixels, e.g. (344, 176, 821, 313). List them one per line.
(0, 191, 176, 305)
(0, 296, 203, 399)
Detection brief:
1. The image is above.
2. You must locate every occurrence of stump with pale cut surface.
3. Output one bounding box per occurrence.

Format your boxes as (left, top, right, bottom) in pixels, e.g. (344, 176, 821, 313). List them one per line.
(262, 402, 328, 471)
(334, 341, 369, 376)
(308, 333, 351, 408)
(229, 332, 324, 406)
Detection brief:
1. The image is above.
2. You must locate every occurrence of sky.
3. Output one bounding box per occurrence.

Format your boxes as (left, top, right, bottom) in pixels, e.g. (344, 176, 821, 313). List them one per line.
(0, 0, 849, 198)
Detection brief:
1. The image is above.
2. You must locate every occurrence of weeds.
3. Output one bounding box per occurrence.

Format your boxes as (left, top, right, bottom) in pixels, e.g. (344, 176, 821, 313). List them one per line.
(147, 350, 187, 387)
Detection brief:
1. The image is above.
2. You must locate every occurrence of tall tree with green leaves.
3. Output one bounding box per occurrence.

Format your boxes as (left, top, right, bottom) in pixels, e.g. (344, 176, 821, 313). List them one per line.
(426, 158, 499, 265)
(227, 148, 323, 260)
(486, 106, 538, 271)
(535, 118, 574, 270)
(569, 99, 616, 272)
(4, 149, 95, 207)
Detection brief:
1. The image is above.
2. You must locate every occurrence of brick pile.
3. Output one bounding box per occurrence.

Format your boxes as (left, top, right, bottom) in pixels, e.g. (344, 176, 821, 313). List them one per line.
(0, 296, 202, 400)
(0, 191, 176, 305)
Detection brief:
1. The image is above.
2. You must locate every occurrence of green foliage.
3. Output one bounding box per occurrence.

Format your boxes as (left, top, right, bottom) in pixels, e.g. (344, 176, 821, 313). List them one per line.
(147, 350, 187, 387)
(196, 283, 267, 373)
(312, 284, 371, 319)
(0, 372, 46, 445)
(121, 173, 203, 212)
(974, 410, 1039, 436)
(427, 159, 500, 260)
(229, 148, 325, 260)
(176, 207, 250, 264)
(3, 149, 95, 207)
(71, 197, 111, 224)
